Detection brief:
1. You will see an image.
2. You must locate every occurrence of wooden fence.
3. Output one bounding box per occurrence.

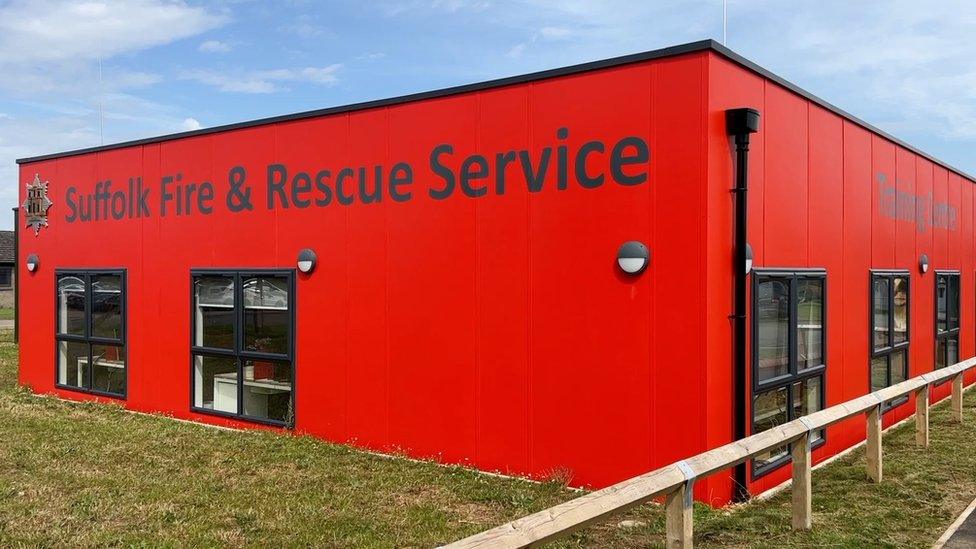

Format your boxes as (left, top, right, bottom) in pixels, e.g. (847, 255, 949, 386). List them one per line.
(444, 357, 976, 548)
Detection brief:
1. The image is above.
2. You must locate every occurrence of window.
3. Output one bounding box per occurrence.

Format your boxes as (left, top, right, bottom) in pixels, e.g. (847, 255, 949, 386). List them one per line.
(56, 270, 126, 397)
(752, 270, 826, 476)
(870, 272, 909, 406)
(0, 266, 12, 288)
(191, 271, 294, 426)
(935, 272, 960, 370)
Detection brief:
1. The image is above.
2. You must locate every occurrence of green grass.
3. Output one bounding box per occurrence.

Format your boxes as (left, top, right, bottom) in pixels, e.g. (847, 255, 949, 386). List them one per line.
(0, 308, 14, 321)
(0, 330, 974, 547)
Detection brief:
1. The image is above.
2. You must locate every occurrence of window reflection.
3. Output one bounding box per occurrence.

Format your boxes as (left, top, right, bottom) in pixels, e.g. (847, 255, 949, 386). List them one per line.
(753, 387, 788, 467)
(192, 272, 294, 426)
(870, 272, 911, 405)
(793, 377, 824, 442)
(243, 276, 289, 355)
(752, 271, 827, 475)
(756, 279, 790, 383)
(935, 273, 960, 370)
(91, 275, 123, 339)
(57, 340, 88, 388)
(91, 343, 125, 394)
(872, 278, 889, 350)
(55, 271, 127, 397)
(195, 276, 235, 349)
(892, 278, 908, 345)
(797, 278, 824, 370)
(58, 275, 86, 336)
(870, 356, 888, 393)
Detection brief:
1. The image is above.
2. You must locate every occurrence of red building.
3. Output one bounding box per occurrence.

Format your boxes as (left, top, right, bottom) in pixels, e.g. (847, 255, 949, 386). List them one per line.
(15, 40, 976, 505)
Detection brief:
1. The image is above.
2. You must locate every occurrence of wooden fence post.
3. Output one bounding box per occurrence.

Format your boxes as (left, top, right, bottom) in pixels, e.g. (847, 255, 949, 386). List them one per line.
(665, 481, 693, 549)
(791, 432, 812, 530)
(916, 385, 929, 448)
(866, 404, 882, 483)
(952, 374, 964, 423)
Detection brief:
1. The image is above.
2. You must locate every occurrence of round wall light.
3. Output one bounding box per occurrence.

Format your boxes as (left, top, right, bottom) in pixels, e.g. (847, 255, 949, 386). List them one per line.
(745, 243, 754, 275)
(297, 248, 317, 274)
(919, 253, 930, 274)
(617, 241, 649, 275)
(26, 253, 39, 273)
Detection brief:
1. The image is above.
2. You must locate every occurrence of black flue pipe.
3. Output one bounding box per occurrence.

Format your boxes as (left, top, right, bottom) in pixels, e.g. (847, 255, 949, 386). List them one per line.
(726, 108, 759, 503)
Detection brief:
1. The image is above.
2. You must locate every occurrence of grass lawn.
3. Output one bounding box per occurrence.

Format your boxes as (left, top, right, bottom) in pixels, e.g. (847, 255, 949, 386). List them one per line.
(0, 329, 975, 547)
(0, 308, 14, 321)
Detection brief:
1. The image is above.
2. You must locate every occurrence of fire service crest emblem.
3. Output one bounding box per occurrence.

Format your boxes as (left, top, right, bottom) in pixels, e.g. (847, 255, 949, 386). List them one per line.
(22, 173, 53, 235)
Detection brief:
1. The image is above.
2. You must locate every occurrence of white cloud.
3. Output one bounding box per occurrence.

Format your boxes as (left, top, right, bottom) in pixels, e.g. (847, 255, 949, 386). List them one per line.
(181, 117, 203, 131)
(0, 0, 226, 65)
(199, 40, 232, 53)
(181, 64, 342, 93)
(724, 0, 976, 139)
(538, 26, 571, 40)
(382, 0, 491, 16)
(357, 52, 387, 60)
(300, 66, 342, 84)
(278, 15, 330, 39)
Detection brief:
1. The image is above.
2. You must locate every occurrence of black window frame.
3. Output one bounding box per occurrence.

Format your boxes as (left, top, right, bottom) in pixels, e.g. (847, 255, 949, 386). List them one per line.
(869, 270, 910, 410)
(935, 270, 961, 373)
(189, 269, 296, 428)
(751, 268, 827, 478)
(54, 268, 128, 399)
(0, 265, 13, 289)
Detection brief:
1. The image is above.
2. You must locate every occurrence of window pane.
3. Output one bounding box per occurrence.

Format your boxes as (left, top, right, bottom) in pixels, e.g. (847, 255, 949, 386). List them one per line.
(937, 276, 948, 333)
(0, 267, 12, 287)
(90, 344, 125, 395)
(756, 279, 790, 383)
(57, 340, 88, 388)
(892, 277, 908, 345)
(793, 376, 824, 442)
(753, 386, 789, 467)
(58, 275, 86, 336)
(91, 274, 123, 340)
(871, 356, 888, 393)
(890, 350, 907, 385)
(948, 335, 959, 367)
(195, 276, 235, 349)
(948, 276, 960, 330)
(242, 358, 293, 423)
(243, 276, 288, 308)
(872, 277, 889, 350)
(194, 355, 238, 413)
(798, 278, 824, 370)
(936, 338, 947, 370)
(243, 276, 289, 355)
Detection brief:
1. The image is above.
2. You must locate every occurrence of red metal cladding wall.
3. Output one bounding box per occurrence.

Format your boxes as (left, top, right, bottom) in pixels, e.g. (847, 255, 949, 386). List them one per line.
(18, 52, 712, 491)
(707, 52, 976, 496)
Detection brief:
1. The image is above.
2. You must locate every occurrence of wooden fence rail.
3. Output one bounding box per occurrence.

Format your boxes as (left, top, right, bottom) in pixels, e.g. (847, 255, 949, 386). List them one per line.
(444, 357, 976, 548)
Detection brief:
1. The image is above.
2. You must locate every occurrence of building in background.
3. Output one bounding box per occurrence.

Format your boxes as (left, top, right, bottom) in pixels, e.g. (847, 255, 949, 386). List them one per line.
(0, 231, 15, 308)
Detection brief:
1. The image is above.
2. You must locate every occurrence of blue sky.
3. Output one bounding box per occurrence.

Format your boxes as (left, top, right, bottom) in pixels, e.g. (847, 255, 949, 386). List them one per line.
(2, 0, 975, 231)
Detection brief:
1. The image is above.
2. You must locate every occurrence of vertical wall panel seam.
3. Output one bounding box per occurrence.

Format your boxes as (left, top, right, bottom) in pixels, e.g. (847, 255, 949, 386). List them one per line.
(806, 104, 811, 268)
(647, 61, 655, 475)
(343, 113, 351, 441)
(839, 122, 846, 407)
(698, 54, 708, 463)
(474, 93, 481, 466)
(384, 108, 391, 445)
(525, 82, 533, 475)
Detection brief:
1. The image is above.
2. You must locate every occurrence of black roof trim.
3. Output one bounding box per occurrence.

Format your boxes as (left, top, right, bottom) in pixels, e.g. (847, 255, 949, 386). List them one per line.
(15, 39, 976, 182)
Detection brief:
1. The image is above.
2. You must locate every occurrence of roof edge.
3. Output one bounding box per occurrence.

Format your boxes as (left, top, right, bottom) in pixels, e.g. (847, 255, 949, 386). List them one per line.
(15, 38, 976, 182)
